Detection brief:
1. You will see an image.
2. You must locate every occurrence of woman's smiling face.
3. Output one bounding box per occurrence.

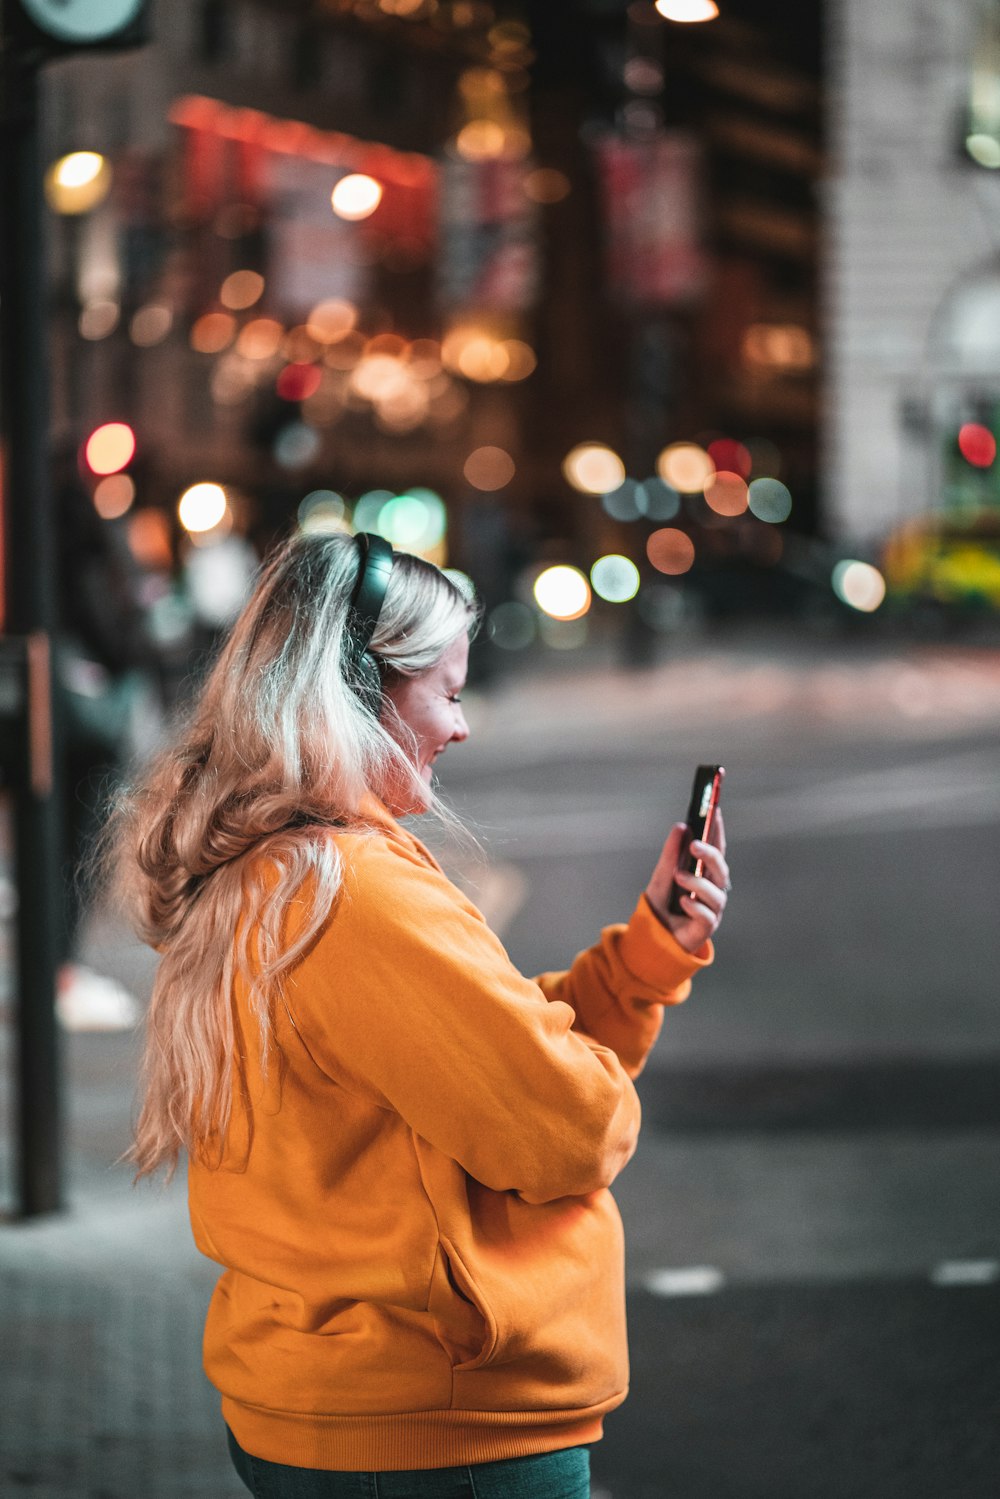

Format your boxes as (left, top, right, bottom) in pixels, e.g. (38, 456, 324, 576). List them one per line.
(382, 632, 470, 813)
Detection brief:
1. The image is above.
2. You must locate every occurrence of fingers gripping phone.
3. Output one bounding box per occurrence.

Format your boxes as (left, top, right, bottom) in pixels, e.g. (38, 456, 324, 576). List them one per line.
(667, 764, 725, 916)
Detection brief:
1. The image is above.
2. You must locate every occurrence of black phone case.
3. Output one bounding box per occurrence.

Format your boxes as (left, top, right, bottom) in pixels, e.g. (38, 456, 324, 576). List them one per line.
(667, 764, 723, 916)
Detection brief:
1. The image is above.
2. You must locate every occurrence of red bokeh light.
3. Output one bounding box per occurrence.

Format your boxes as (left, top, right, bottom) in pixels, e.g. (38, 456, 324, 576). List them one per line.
(958, 423, 996, 468)
(276, 363, 322, 402)
(707, 438, 752, 480)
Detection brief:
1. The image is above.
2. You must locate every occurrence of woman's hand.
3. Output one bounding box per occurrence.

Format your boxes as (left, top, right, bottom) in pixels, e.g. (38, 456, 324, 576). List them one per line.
(645, 811, 729, 954)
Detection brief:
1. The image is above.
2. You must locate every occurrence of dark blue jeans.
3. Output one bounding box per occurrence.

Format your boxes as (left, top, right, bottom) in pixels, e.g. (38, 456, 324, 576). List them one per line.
(226, 1427, 591, 1498)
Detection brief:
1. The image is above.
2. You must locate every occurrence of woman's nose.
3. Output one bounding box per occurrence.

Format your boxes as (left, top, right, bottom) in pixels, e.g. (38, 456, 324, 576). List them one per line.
(452, 709, 470, 742)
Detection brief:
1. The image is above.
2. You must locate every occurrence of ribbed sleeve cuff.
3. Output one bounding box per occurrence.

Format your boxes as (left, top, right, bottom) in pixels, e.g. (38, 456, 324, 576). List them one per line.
(617, 894, 713, 994)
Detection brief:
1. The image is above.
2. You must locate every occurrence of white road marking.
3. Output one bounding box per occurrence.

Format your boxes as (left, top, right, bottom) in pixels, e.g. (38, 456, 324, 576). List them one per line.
(644, 1266, 727, 1297)
(930, 1259, 1000, 1287)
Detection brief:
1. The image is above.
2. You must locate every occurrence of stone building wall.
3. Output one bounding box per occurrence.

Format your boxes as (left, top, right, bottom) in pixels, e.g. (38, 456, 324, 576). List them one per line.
(824, 0, 1000, 541)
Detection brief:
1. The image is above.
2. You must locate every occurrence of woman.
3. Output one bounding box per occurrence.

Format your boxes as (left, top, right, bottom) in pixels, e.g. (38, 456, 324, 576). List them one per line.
(114, 530, 729, 1499)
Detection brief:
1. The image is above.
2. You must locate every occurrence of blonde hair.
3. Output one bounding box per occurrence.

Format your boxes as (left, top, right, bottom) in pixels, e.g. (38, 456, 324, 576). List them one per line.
(111, 530, 477, 1180)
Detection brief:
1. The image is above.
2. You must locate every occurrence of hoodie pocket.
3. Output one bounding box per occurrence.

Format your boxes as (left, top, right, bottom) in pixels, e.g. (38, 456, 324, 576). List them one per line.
(428, 1236, 500, 1372)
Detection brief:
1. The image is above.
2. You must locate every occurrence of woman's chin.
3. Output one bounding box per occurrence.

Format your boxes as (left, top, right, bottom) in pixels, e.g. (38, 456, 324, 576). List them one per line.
(383, 770, 433, 818)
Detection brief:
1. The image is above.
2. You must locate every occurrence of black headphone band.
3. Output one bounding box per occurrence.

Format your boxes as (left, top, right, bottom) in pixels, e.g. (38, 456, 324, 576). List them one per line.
(348, 532, 394, 656)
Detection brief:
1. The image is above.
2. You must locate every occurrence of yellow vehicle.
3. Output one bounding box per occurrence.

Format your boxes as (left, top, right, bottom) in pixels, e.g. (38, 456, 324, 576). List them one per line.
(882, 511, 1000, 610)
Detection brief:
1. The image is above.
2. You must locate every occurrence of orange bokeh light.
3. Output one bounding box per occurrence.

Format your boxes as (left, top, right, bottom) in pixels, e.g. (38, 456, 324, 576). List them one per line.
(84, 422, 136, 476)
(703, 471, 749, 516)
(190, 312, 236, 354)
(647, 527, 696, 575)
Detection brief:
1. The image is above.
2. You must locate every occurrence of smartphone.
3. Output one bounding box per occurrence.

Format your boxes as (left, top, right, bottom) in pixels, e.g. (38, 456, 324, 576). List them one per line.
(667, 764, 725, 916)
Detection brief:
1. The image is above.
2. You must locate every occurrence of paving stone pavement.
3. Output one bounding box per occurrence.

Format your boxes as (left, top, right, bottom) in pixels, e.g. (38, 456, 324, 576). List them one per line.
(0, 1175, 245, 1497)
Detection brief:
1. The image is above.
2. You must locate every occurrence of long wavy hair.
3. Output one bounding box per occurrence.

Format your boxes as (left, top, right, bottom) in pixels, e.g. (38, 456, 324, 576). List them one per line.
(110, 530, 478, 1180)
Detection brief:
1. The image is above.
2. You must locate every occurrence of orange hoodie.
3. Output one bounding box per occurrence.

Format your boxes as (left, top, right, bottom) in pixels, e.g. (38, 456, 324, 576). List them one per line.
(187, 804, 711, 1472)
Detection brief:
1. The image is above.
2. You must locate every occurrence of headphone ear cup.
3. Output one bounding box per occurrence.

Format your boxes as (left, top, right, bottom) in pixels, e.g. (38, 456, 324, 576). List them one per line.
(351, 649, 383, 715)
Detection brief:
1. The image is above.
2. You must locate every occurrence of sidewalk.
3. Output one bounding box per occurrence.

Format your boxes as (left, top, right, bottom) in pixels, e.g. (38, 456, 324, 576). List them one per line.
(2, 631, 999, 1497)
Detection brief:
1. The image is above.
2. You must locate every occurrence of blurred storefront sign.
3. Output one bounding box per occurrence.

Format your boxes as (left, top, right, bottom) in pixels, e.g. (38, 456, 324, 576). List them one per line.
(594, 130, 705, 307)
(437, 156, 539, 313)
(169, 95, 437, 318)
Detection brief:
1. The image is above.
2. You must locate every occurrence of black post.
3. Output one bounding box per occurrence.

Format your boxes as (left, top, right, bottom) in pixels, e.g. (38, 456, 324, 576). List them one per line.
(0, 48, 65, 1215)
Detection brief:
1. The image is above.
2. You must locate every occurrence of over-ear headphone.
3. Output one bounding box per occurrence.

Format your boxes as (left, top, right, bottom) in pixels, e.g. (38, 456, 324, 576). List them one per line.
(345, 532, 394, 713)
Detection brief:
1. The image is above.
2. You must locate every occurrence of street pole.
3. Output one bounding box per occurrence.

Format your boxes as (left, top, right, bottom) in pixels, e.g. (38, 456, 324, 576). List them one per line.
(0, 44, 64, 1216)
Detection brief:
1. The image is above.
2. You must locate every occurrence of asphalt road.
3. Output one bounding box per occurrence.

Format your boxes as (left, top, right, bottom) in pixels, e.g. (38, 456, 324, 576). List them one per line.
(3, 634, 999, 1497)
(437, 640, 1000, 1499)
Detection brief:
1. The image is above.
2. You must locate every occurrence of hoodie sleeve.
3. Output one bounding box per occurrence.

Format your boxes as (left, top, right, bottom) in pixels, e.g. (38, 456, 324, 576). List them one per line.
(535, 895, 713, 1079)
(284, 833, 643, 1205)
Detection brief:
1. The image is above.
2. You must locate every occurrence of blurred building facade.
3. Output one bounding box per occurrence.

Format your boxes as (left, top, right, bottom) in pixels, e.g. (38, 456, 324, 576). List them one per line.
(35, 0, 826, 657)
(826, 0, 1000, 547)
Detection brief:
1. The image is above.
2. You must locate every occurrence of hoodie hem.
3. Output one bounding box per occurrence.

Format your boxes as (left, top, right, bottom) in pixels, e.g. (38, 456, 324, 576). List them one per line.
(220, 1393, 622, 1472)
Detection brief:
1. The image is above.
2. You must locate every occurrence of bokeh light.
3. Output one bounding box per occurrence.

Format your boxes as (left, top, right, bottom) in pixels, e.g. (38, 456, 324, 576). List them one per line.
(958, 422, 996, 467)
(457, 336, 509, 381)
(380, 490, 447, 551)
(276, 363, 322, 401)
(562, 443, 626, 495)
(237, 318, 284, 360)
(602, 480, 644, 522)
(533, 565, 592, 620)
(590, 554, 641, 603)
(488, 601, 536, 650)
(211, 354, 257, 407)
(298, 490, 348, 535)
(742, 324, 815, 372)
(647, 528, 696, 575)
(178, 482, 228, 534)
(656, 443, 715, 493)
(331, 174, 383, 221)
(704, 471, 749, 516)
(354, 489, 394, 533)
(284, 326, 323, 363)
(440, 326, 524, 383)
(351, 353, 409, 402)
(832, 560, 886, 613)
(45, 152, 112, 214)
(129, 303, 173, 348)
(273, 422, 322, 468)
(92, 474, 135, 520)
(966, 134, 1000, 169)
(523, 168, 572, 204)
(84, 422, 135, 476)
(654, 0, 719, 21)
(464, 446, 516, 490)
(79, 301, 119, 340)
(407, 339, 443, 378)
(499, 340, 537, 381)
(306, 299, 358, 343)
(220, 270, 265, 311)
(128, 508, 173, 570)
(707, 438, 752, 480)
(324, 331, 366, 370)
(747, 477, 793, 523)
(636, 477, 681, 520)
(190, 312, 236, 354)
